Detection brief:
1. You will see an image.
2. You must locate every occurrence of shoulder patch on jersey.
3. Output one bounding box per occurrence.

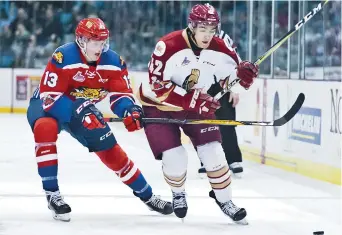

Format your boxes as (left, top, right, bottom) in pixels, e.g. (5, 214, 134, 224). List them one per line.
(153, 41, 166, 57)
(119, 56, 127, 69)
(119, 56, 125, 65)
(52, 51, 63, 64)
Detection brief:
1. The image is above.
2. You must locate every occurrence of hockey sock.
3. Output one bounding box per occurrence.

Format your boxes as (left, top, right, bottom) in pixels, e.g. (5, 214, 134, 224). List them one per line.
(33, 117, 59, 192)
(96, 144, 152, 200)
(161, 146, 188, 193)
(197, 141, 233, 202)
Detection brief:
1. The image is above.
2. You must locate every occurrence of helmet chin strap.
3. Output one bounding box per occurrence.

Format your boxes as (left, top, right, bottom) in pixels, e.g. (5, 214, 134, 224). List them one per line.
(186, 27, 202, 50)
(75, 37, 97, 62)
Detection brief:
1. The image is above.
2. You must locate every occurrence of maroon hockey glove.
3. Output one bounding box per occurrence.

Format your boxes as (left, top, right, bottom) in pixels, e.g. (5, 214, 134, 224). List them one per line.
(183, 89, 221, 117)
(236, 61, 259, 89)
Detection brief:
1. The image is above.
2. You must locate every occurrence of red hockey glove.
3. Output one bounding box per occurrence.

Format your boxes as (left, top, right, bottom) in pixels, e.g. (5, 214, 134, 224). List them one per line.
(123, 105, 144, 132)
(183, 89, 221, 117)
(236, 61, 259, 89)
(82, 113, 105, 130)
(72, 98, 106, 130)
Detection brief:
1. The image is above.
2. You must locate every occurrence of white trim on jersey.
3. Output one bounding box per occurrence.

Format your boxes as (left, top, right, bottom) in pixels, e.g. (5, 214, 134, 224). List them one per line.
(109, 92, 134, 96)
(96, 65, 121, 71)
(110, 95, 135, 107)
(63, 63, 89, 70)
(39, 91, 63, 98)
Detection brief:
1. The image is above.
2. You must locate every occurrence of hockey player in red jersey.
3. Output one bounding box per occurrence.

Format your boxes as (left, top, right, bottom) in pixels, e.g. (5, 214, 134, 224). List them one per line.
(137, 3, 258, 223)
(27, 18, 173, 222)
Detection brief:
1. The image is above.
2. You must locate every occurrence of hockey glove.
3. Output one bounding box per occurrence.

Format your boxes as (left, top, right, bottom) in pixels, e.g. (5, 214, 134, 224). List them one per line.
(123, 105, 144, 132)
(183, 89, 221, 117)
(71, 99, 105, 130)
(236, 61, 259, 89)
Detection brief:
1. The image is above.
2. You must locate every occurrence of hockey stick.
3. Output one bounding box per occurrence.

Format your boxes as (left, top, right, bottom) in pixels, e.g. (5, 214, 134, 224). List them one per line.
(214, 0, 329, 100)
(104, 93, 304, 126)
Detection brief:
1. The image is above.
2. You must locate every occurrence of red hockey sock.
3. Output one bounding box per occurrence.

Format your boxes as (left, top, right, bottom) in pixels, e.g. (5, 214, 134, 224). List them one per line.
(96, 144, 141, 184)
(33, 117, 59, 191)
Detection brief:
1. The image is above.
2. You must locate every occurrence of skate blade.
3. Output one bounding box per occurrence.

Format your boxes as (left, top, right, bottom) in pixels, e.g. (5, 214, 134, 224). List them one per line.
(51, 211, 71, 222)
(198, 173, 207, 179)
(232, 172, 243, 179)
(234, 218, 248, 225)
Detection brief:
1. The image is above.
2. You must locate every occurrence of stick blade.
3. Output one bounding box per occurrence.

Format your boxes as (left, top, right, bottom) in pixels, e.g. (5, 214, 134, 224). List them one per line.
(273, 93, 305, 126)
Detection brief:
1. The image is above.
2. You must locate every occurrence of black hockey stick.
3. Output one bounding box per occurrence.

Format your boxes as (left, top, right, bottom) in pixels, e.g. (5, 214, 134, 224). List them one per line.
(104, 93, 305, 126)
(214, 0, 329, 100)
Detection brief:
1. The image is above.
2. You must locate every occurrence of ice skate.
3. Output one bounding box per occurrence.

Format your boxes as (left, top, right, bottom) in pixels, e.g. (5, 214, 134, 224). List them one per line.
(209, 190, 247, 225)
(198, 166, 207, 179)
(134, 192, 173, 215)
(46, 190, 71, 222)
(229, 162, 243, 178)
(172, 191, 188, 220)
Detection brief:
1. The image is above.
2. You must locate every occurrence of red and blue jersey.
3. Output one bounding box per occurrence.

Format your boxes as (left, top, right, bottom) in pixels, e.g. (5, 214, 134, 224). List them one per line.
(32, 42, 135, 122)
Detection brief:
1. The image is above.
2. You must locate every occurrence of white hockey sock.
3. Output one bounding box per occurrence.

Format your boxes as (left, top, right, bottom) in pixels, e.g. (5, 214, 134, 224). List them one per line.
(162, 146, 188, 193)
(197, 141, 232, 203)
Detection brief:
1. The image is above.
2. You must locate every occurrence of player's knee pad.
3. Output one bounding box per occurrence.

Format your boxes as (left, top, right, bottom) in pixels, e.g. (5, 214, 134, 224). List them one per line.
(33, 117, 58, 143)
(197, 141, 227, 171)
(162, 146, 188, 190)
(197, 141, 232, 198)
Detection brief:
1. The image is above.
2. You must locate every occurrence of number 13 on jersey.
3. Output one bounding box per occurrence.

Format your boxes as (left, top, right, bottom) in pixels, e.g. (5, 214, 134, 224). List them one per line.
(43, 71, 59, 88)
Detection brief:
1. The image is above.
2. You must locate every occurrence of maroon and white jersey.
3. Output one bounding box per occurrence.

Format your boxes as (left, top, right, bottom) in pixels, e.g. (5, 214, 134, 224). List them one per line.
(138, 29, 241, 111)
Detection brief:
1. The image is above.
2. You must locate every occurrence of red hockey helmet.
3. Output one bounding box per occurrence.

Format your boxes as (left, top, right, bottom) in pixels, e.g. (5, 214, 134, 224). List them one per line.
(188, 3, 221, 34)
(75, 18, 110, 61)
(75, 18, 109, 41)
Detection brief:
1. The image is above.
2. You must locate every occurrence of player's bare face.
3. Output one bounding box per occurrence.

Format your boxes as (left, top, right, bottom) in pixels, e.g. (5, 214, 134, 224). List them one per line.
(194, 25, 217, 49)
(86, 39, 106, 61)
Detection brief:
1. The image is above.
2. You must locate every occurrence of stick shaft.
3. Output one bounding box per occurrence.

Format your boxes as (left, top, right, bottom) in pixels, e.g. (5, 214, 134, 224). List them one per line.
(214, 0, 329, 100)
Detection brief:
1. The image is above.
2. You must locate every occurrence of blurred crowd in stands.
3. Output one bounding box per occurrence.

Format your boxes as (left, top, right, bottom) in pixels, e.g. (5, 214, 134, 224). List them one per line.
(0, 1, 340, 79)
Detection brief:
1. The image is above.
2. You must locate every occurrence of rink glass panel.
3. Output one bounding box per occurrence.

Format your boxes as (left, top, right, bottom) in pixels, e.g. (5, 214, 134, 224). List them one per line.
(0, 0, 340, 81)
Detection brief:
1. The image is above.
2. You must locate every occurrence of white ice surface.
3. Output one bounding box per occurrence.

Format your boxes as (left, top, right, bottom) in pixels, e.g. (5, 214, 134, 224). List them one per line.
(0, 114, 341, 235)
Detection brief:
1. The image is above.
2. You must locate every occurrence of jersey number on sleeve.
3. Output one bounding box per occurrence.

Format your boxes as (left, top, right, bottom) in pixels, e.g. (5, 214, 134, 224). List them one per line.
(122, 75, 131, 89)
(43, 71, 58, 88)
(149, 58, 163, 76)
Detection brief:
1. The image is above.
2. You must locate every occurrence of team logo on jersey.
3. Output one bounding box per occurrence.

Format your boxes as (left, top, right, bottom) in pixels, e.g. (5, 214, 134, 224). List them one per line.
(153, 41, 166, 57)
(150, 76, 165, 91)
(85, 70, 96, 79)
(73, 71, 85, 82)
(119, 56, 125, 66)
(52, 51, 63, 63)
(181, 57, 190, 66)
(42, 94, 60, 110)
(182, 69, 200, 91)
(119, 56, 127, 69)
(70, 87, 108, 101)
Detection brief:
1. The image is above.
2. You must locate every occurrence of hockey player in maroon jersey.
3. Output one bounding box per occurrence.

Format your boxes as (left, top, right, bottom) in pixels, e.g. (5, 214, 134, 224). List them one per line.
(137, 3, 258, 223)
(27, 18, 173, 221)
